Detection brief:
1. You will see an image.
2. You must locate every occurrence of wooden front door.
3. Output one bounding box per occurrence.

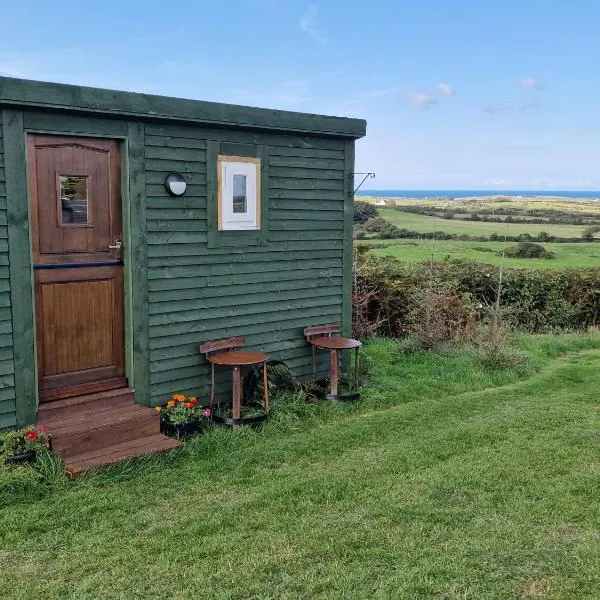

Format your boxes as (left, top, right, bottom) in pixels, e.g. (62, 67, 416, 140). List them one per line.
(28, 135, 126, 402)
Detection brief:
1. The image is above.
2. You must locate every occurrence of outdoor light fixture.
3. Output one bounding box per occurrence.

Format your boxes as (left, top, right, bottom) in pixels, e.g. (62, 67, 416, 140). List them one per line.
(165, 173, 187, 197)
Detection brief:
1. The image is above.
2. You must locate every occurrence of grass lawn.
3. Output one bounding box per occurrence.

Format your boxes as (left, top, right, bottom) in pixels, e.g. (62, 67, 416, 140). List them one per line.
(365, 238, 600, 269)
(379, 208, 592, 238)
(2, 333, 600, 599)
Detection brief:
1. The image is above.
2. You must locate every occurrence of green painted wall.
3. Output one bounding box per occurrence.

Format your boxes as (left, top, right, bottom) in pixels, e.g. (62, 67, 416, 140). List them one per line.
(0, 79, 362, 422)
(144, 123, 348, 404)
(0, 118, 17, 428)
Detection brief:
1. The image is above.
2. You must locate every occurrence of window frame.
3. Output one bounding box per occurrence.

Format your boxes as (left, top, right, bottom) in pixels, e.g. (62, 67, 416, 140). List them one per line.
(217, 155, 261, 231)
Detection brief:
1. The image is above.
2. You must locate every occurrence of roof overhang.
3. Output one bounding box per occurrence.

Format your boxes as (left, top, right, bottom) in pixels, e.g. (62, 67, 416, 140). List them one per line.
(0, 76, 366, 139)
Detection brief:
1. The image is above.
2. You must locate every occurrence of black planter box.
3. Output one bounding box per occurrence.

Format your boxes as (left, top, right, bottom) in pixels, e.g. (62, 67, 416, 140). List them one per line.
(4, 451, 37, 465)
(159, 419, 198, 439)
(212, 412, 269, 432)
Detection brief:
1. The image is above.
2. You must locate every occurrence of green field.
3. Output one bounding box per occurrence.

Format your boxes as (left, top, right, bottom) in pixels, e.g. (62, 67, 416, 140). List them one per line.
(378, 207, 591, 238)
(360, 194, 600, 215)
(366, 239, 600, 269)
(2, 334, 600, 598)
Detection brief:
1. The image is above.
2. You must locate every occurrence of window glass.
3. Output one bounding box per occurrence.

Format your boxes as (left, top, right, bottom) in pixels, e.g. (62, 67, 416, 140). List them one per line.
(60, 176, 88, 224)
(232, 174, 247, 213)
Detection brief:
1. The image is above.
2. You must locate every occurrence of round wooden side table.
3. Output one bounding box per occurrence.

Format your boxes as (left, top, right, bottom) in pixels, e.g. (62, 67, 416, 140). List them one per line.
(308, 336, 362, 400)
(207, 351, 269, 428)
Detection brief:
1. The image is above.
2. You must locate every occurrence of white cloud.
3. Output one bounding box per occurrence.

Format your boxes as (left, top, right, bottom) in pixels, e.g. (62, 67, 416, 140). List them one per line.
(406, 88, 438, 109)
(438, 83, 454, 97)
(518, 77, 544, 90)
(300, 4, 326, 44)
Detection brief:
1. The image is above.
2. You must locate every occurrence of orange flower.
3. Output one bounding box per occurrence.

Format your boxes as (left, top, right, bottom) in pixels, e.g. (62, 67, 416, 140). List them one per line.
(190, 397, 197, 406)
(184, 402, 192, 409)
(155, 406, 162, 413)
(167, 400, 176, 408)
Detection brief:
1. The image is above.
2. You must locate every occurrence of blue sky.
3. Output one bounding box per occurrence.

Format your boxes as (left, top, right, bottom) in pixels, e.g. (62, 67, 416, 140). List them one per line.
(1, 0, 598, 190)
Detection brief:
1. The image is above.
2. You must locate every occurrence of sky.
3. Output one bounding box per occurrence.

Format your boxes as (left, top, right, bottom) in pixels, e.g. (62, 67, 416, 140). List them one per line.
(0, 0, 599, 191)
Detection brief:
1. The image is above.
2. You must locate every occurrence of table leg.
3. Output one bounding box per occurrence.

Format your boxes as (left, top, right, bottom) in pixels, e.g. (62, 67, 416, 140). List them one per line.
(329, 348, 339, 399)
(232, 366, 241, 432)
(262, 360, 270, 412)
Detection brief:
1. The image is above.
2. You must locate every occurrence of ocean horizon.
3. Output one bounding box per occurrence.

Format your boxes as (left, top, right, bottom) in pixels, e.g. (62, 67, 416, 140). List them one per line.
(357, 189, 600, 200)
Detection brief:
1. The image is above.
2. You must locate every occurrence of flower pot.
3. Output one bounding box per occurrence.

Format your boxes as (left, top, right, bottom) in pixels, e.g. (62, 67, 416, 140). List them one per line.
(159, 419, 198, 439)
(4, 451, 37, 465)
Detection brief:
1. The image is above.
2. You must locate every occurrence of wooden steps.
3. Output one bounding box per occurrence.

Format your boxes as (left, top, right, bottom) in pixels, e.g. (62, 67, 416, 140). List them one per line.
(38, 388, 181, 477)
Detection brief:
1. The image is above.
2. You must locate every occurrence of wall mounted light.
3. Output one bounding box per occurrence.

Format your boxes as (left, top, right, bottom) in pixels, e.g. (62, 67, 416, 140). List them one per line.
(165, 173, 187, 197)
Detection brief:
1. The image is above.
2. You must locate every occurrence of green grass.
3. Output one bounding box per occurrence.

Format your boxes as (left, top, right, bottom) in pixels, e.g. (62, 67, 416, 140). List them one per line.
(366, 238, 600, 269)
(379, 208, 592, 238)
(360, 195, 600, 216)
(2, 333, 600, 599)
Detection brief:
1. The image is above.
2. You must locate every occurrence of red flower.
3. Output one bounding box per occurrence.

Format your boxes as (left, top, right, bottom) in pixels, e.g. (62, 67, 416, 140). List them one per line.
(25, 431, 38, 441)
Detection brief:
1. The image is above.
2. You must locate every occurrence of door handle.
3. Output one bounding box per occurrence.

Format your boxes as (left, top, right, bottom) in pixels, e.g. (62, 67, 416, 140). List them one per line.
(108, 239, 123, 260)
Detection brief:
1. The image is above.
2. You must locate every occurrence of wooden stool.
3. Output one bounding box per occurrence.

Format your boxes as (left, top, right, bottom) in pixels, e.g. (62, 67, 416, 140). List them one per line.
(199, 337, 269, 429)
(304, 325, 362, 401)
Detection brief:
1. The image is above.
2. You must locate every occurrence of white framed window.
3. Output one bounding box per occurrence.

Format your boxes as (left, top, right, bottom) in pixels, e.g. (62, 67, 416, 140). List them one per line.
(217, 155, 261, 231)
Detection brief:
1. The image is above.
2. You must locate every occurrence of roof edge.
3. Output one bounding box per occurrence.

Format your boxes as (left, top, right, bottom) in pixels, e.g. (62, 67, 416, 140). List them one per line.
(0, 76, 366, 139)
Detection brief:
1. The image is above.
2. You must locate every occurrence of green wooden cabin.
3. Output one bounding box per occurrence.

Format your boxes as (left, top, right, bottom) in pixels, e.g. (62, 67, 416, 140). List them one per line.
(0, 76, 366, 429)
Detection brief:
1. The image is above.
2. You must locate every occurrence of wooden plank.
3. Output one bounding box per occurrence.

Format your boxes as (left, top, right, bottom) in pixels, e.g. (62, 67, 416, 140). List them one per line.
(148, 268, 341, 292)
(145, 123, 349, 149)
(269, 177, 343, 191)
(0, 412, 17, 429)
(148, 307, 342, 355)
(149, 289, 342, 325)
(145, 196, 207, 209)
(269, 155, 344, 169)
(146, 238, 342, 258)
(144, 146, 207, 161)
(149, 276, 343, 304)
(144, 135, 207, 150)
(146, 220, 207, 233)
(146, 172, 206, 185)
(0, 76, 366, 138)
(2, 109, 33, 427)
(147, 248, 341, 268)
(342, 139, 354, 338)
(127, 121, 151, 407)
(269, 219, 344, 231)
(22, 112, 129, 137)
(146, 208, 207, 221)
(146, 184, 206, 198)
(269, 166, 345, 180)
(149, 300, 342, 339)
(151, 335, 320, 364)
(145, 158, 206, 173)
(0, 398, 16, 415)
(269, 146, 344, 159)
(148, 259, 342, 281)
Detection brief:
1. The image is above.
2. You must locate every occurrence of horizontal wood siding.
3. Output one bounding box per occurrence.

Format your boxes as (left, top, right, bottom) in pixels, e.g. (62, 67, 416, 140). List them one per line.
(145, 125, 347, 404)
(0, 124, 16, 428)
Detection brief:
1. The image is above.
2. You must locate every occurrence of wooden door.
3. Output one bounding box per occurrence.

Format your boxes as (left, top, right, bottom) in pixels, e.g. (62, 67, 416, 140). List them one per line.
(28, 135, 126, 402)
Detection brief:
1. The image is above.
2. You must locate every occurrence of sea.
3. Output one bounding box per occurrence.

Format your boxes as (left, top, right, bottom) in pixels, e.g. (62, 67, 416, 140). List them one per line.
(357, 189, 600, 200)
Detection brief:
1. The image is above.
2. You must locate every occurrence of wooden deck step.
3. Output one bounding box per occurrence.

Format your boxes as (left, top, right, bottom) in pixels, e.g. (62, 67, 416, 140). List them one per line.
(38, 387, 181, 476)
(65, 434, 181, 478)
(38, 387, 135, 424)
(49, 404, 159, 459)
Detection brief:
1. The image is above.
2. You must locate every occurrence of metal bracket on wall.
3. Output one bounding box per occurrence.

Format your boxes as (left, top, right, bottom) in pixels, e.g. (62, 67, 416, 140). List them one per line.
(352, 172, 376, 195)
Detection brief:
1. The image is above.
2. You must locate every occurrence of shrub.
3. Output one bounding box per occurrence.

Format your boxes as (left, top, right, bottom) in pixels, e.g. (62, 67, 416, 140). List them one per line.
(504, 242, 555, 259)
(353, 254, 600, 336)
(403, 286, 476, 348)
(353, 201, 379, 224)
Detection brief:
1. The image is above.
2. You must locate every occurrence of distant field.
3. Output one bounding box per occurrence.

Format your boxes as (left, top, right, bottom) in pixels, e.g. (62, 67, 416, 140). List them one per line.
(365, 239, 600, 269)
(378, 208, 590, 238)
(360, 194, 600, 215)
